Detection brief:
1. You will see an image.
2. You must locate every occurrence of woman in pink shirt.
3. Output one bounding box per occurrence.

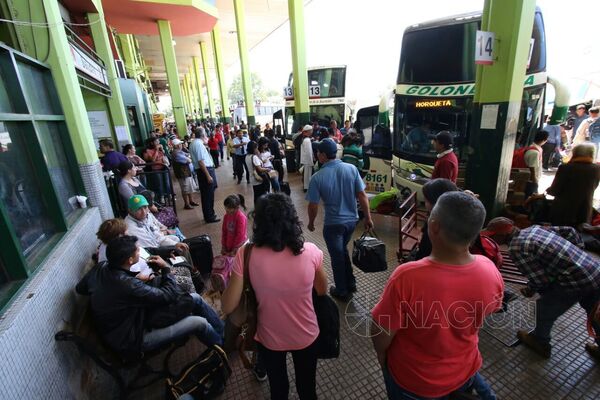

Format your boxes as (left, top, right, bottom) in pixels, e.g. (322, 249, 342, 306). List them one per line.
(222, 193, 328, 400)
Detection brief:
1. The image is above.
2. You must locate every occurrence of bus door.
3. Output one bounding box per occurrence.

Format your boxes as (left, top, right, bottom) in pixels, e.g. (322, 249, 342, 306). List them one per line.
(356, 105, 393, 193)
(273, 109, 285, 145)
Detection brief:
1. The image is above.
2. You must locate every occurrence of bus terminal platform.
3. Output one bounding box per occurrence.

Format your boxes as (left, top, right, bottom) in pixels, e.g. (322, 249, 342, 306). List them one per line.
(87, 157, 600, 400)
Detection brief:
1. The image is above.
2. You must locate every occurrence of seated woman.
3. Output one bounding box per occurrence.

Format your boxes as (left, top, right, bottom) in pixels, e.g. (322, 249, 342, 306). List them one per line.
(221, 193, 328, 399)
(117, 160, 157, 216)
(546, 143, 600, 227)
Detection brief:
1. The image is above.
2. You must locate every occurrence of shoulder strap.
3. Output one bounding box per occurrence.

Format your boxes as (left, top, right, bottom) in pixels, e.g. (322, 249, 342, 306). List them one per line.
(243, 243, 254, 291)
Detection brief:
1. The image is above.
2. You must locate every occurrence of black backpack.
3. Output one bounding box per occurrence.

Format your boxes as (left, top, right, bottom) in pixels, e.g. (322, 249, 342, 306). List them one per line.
(166, 345, 231, 400)
(312, 290, 340, 359)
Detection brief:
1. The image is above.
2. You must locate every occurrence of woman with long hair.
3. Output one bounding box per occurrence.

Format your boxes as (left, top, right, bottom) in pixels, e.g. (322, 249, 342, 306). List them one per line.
(222, 194, 328, 400)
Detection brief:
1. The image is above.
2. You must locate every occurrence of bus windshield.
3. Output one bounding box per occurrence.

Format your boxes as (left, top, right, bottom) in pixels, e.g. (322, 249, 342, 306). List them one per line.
(393, 96, 472, 161)
(287, 67, 346, 98)
(398, 12, 545, 84)
(398, 22, 478, 84)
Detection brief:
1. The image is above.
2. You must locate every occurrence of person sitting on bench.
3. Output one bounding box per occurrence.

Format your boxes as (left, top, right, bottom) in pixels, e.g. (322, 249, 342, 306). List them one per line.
(482, 218, 600, 360)
(125, 194, 188, 250)
(76, 235, 224, 356)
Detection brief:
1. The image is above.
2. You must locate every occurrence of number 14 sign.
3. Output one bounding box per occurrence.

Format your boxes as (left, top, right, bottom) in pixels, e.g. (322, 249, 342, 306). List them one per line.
(475, 30, 495, 65)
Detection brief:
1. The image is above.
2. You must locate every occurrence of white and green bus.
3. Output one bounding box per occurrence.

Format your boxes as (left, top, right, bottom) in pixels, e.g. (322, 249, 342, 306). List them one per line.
(389, 9, 563, 194)
(282, 65, 353, 142)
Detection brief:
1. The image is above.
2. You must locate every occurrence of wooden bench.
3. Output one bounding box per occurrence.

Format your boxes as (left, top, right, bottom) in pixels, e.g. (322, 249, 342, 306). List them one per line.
(55, 298, 190, 399)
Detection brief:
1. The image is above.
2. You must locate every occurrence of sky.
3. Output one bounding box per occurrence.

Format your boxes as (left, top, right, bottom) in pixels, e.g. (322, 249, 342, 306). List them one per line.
(224, 0, 600, 109)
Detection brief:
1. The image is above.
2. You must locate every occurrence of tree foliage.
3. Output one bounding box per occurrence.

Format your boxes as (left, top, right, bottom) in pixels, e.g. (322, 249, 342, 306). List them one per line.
(228, 73, 278, 103)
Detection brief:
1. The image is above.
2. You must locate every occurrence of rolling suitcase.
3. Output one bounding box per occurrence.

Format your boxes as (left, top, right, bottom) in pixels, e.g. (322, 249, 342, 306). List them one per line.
(183, 234, 214, 275)
(280, 182, 291, 196)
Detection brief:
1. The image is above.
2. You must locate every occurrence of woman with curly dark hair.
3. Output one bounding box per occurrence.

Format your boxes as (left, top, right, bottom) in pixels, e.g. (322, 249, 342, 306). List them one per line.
(222, 193, 328, 400)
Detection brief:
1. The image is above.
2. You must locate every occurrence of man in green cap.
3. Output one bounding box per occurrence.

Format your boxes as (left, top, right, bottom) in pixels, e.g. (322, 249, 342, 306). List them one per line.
(125, 194, 189, 251)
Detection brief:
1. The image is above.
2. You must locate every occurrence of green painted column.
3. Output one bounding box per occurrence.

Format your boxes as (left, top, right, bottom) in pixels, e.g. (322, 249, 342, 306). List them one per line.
(288, 0, 310, 128)
(233, 0, 256, 126)
(180, 82, 188, 117)
(465, 0, 536, 216)
(189, 68, 199, 119)
(87, 12, 132, 143)
(118, 34, 138, 81)
(184, 73, 195, 119)
(192, 56, 205, 119)
(199, 41, 216, 119)
(210, 24, 230, 123)
(41, 1, 97, 164)
(157, 20, 187, 137)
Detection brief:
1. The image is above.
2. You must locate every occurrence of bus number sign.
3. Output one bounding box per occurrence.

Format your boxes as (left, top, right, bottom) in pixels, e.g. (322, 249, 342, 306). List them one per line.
(475, 30, 494, 65)
(309, 85, 321, 97)
(364, 171, 390, 193)
(283, 86, 293, 98)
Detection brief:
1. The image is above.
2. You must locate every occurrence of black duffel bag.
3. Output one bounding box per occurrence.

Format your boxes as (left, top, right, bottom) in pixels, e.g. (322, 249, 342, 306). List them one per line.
(166, 345, 231, 400)
(312, 290, 340, 359)
(184, 234, 214, 275)
(352, 230, 387, 273)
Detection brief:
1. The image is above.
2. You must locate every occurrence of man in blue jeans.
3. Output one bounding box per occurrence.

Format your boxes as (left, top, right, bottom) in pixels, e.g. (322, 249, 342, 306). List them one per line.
(306, 138, 373, 301)
(76, 235, 224, 357)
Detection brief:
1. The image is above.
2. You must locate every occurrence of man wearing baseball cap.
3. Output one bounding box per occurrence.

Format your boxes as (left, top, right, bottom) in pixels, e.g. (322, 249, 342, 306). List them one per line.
(482, 217, 600, 360)
(125, 194, 189, 251)
(430, 131, 459, 183)
(300, 125, 315, 192)
(306, 138, 374, 301)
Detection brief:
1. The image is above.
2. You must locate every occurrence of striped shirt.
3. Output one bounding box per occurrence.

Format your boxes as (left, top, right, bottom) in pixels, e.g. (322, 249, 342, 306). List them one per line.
(509, 225, 600, 294)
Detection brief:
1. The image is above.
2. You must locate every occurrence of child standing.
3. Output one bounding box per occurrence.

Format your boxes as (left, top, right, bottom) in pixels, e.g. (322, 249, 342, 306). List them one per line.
(212, 194, 248, 292)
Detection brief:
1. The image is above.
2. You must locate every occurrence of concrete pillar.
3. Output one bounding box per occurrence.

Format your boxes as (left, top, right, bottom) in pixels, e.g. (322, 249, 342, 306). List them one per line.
(233, 0, 256, 126)
(42, 1, 113, 219)
(210, 23, 230, 123)
(465, 0, 536, 216)
(199, 41, 216, 119)
(287, 0, 310, 127)
(157, 20, 187, 137)
(192, 56, 205, 119)
(87, 12, 132, 143)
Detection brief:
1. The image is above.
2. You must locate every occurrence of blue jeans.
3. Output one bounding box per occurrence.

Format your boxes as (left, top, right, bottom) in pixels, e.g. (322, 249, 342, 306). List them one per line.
(534, 284, 600, 345)
(142, 293, 224, 350)
(323, 221, 357, 294)
(383, 366, 496, 400)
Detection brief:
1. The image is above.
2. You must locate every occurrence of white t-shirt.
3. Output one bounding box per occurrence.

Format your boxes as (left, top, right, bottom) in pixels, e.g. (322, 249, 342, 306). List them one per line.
(246, 154, 263, 186)
(524, 144, 542, 182)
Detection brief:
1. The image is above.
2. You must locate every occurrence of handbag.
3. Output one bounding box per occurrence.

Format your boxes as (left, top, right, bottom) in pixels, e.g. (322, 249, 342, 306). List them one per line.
(166, 345, 231, 400)
(312, 290, 340, 359)
(267, 170, 278, 179)
(223, 244, 257, 369)
(253, 169, 264, 182)
(352, 230, 387, 272)
(155, 206, 179, 228)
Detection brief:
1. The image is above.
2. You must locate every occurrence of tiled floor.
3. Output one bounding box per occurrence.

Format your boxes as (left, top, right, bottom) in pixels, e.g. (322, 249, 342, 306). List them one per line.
(124, 156, 600, 400)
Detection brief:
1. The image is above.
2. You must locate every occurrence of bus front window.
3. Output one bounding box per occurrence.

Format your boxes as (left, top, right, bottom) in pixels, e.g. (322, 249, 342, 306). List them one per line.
(393, 96, 472, 162)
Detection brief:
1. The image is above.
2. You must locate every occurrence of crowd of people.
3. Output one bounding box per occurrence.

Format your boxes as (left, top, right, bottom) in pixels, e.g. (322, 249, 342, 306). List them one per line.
(86, 114, 600, 400)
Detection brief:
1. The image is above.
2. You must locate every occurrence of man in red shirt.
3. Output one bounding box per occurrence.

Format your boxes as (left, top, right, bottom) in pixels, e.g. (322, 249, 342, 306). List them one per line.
(430, 131, 459, 183)
(371, 192, 503, 399)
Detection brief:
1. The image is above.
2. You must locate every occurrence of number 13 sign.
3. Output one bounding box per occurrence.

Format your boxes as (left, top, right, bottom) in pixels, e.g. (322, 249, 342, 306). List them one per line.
(475, 30, 495, 65)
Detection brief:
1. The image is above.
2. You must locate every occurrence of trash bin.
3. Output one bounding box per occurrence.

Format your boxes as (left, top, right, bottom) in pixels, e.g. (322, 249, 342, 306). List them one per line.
(285, 148, 297, 173)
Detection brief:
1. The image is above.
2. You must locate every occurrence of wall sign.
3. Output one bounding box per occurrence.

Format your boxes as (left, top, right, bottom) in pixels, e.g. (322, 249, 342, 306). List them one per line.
(70, 43, 109, 86)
